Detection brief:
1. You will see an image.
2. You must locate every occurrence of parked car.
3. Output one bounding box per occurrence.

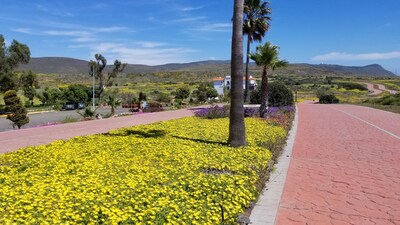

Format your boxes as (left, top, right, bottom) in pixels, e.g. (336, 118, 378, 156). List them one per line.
(62, 102, 76, 110)
(75, 102, 85, 110)
(62, 102, 85, 110)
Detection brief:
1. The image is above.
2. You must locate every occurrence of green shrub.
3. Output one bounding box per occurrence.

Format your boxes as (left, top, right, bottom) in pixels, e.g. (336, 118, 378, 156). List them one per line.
(250, 82, 294, 107)
(175, 87, 190, 99)
(336, 82, 368, 91)
(4, 90, 29, 129)
(77, 107, 95, 119)
(366, 93, 400, 106)
(319, 94, 339, 104)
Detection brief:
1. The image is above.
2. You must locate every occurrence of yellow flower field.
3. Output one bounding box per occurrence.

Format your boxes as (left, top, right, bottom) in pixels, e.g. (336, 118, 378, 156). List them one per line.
(0, 117, 287, 224)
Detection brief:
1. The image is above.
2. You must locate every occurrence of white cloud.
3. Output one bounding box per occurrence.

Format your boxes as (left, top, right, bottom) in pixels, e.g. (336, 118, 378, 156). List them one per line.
(43, 26, 128, 43)
(135, 41, 165, 48)
(44, 30, 91, 37)
(89, 42, 195, 65)
(11, 28, 34, 34)
(311, 51, 400, 61)
(35, 3, 74, 17)
(195, 23, 231, 32)
(96, 26, 127, 32)
(173, 16, 206, 23)
(180, 6, 204, 12)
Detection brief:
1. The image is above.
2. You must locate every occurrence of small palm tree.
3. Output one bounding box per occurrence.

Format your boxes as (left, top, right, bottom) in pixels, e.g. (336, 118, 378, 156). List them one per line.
(105, 95, 121, 116)
(250, 42, 287, 117)
(243, 0, 271, 102)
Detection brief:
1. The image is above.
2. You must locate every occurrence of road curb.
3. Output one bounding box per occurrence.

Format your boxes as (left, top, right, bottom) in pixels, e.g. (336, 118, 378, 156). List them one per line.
(249, 105, 299, 225)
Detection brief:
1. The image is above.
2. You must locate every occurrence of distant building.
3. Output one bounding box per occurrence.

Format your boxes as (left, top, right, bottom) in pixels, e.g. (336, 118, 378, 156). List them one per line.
(213, 75, 257, 95)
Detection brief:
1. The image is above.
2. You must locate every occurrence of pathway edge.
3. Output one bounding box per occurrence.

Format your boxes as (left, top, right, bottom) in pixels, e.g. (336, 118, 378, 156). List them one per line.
(249, 104, 299, 225)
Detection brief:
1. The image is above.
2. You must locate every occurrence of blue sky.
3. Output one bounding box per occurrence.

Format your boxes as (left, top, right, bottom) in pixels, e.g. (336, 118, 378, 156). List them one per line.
(1, 0, 399, 73)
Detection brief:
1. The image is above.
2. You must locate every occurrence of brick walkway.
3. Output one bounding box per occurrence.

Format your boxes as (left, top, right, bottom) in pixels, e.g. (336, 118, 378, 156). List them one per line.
(0, 107, 201, 154)
(276, 102, 400, 225)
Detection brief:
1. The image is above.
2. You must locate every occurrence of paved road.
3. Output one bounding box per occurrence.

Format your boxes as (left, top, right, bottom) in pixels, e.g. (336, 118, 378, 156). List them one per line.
(276, 102, 400, 225)
(376, 84, 398, 95)
(364, 82, 383, 95)
(0, 107, 131, 132)
(0, 107, 202, 154)
(364, 82, 398, 95)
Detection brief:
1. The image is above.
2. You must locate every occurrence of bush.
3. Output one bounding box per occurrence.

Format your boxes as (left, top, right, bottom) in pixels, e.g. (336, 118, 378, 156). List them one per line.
(336, 82, 368, 91)
(250, 82, 294, 107)
(244, 108, 258, 117)
(156, 92, 172, 103)
(175, 87, 190, 99)
(194, 105, 229, 119)
(366, 93, 400, 106)
(77, 107, 95, 119)
(4, 90, 29, 129)
(143, 102, 164, 112)
(193, 84, 218, 102)
(319, 94, 339, 104)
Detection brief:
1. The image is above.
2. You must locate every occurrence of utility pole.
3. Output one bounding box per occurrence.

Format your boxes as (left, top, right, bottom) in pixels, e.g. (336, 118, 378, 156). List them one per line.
(92, 65, 95, 111)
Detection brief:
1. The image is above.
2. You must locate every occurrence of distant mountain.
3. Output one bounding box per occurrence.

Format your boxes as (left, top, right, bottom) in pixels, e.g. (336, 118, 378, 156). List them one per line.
(18, 57, 89, 75)
(18, 57, 397, 78)
(312, 64, 396, 77)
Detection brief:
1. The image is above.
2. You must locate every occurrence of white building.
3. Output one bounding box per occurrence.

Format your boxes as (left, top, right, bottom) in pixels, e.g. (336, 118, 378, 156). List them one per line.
(213, 75, 257, 95)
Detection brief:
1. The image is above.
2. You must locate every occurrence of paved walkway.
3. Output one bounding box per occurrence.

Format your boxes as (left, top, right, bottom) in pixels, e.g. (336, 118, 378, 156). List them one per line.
(364, 82, 398, 95)
(275, 102, 400, 225)
(0, 107, 201, 154)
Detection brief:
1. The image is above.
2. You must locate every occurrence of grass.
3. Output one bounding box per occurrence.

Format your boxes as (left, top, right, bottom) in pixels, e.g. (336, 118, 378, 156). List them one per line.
(0, 116, 291, 224)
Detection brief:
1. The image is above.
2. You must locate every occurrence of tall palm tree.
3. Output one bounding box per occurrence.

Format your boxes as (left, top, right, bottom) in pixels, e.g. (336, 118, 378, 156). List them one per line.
(228, 0, 247, 147)
(243, 0, 271, 102)
(250, 42, 287, 117)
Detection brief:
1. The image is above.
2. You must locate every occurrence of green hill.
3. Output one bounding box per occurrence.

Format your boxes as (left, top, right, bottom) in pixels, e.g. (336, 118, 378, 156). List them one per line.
(17, 57, 397, 84)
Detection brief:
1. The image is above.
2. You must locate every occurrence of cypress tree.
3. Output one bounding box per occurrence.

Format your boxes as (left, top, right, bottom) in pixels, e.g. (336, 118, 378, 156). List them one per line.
(4, 90, 29, 129)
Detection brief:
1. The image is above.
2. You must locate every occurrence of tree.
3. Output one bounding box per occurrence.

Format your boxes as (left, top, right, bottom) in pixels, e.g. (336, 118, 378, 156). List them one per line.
(250, 82, 294, 106)
(4, 90, 29, 129)
(193, 84, 218, 102)
(250, 42, 288, 117)
(243, 0, 271, 102)
(228, 0, 247, 147)
(0, 35, 31, 93)
(19, 70, 38, 105)
(175, 87, 191, 99)
(104, 95, 121, 115)
(88, 54, 126, 99)
(139, 91, 147, 102)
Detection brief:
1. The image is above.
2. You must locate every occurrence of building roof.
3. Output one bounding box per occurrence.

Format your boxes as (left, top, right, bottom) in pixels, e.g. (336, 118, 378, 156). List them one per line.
(212, 77, 224, 81)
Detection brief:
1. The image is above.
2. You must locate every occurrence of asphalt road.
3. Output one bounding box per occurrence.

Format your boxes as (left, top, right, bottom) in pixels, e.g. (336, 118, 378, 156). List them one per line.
(0, 107, 131, 132)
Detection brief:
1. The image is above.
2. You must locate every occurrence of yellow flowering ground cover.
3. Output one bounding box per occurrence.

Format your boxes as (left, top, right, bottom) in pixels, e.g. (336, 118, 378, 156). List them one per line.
(0, 117, 287, 224)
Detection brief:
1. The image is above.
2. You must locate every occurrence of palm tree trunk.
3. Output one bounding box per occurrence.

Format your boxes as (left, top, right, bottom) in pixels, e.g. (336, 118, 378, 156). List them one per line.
(244, 36, 251, 103)
(259, 65, 269, 117)
(228, 0, 246, 147)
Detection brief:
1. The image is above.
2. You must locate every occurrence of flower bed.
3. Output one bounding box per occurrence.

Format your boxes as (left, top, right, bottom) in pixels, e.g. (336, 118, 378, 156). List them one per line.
(0, 117, 288, 224)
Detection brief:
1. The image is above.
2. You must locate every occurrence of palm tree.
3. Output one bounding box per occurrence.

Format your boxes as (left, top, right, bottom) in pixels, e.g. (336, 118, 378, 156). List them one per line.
(228, 0, 247, 147)
(250, 42, 287, 117)
(104, 95, 121, 116)
(243, 0, 271, 102)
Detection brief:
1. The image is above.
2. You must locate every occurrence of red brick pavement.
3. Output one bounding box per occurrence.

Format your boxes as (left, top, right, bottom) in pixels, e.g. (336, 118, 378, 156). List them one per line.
(276, 102, 400, 225)
(0, 108, 201, 154)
